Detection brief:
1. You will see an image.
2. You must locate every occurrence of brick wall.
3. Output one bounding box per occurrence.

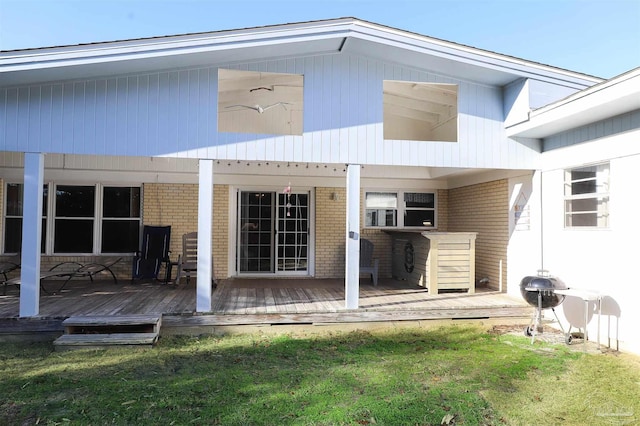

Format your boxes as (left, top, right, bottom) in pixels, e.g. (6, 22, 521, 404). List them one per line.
(142, 183, 228, 280)
(448, 179, 508, 290)
(314, 188, 449, 279)
(315, 187, 346, 278)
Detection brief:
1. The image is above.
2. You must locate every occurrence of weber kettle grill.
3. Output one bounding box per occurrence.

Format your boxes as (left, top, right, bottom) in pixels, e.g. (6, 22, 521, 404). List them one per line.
(520, 271, 567, 343)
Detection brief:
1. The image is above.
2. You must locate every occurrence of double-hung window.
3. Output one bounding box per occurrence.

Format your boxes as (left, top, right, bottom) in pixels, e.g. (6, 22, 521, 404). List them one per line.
(365, 191, 436, 228)
(564, 163, 609, 228)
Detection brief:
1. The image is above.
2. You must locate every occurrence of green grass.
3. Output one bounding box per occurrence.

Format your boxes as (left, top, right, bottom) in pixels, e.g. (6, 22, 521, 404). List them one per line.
(1, 325, 638, 425)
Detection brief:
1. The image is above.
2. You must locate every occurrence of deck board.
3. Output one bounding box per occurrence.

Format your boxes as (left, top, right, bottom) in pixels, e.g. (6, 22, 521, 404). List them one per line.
(0, 279, 531, 334)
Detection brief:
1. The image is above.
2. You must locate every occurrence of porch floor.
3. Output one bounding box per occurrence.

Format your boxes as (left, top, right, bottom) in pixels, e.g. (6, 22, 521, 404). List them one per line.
(0, 277, 529, 318)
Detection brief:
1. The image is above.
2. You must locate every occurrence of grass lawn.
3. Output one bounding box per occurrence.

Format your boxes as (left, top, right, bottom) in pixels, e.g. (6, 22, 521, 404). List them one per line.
(1, 324, 638, 425)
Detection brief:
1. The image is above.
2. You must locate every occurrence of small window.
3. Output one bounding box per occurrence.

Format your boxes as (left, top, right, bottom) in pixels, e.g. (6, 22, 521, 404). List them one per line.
(365, 191, 437, 228)
(404, 192, 435, 227)
(564, 163, 609, 228)
(365, 192, 397, 227)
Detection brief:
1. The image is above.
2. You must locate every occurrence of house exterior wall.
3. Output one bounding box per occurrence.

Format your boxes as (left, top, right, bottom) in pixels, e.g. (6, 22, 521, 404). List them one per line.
(540, 126, 640, 354)
(0, 53, 541, 170)
(448, 180, 509, 290)
(141, 182, 229, 281)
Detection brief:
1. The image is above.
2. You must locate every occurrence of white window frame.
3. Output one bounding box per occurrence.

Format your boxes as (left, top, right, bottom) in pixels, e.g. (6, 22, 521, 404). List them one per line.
(364, 190, 437, 229)
(3, 182, 142, 255)
(564, 162, 610, 228)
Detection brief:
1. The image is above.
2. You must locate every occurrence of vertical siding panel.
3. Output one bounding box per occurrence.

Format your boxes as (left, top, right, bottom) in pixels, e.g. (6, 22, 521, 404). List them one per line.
(177, 71, 190, 157)
(50, 84, 63, 153)
(304, 57, 315, 160)
(115, 78, 128, 156)
(5, 89, 18, 151)
(72, 82, 85, 154)
(27, 87, 41, 152)
(94, 80, 107, 155)
(137, 75, 149, 156)
(16, 88, 29, 153)
(103, 79, 116, 155)
(196, 69, 210, 158)
(186, 70, 198, 157)
(149, 72, 170, 154)
(336, 55, 348, 164)
(208, 68, 218, 159)
(166, 72, 180, 157)
(0, 89, 6, 150)
(61, 83, 74, 153)
(147, 74, 159, 156)
(310, 56, 322, 163)
(125, 76, 137, 157)
(84, 81, 96, 156)
(39, 86, 52, 152)
(354, 57, 367, 163)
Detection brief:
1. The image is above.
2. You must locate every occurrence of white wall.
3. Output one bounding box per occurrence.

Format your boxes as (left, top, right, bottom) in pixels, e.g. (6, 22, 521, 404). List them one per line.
(540, 128, 640, 354)
(0, 53, 543, 170)
(506, 171, 542, 299)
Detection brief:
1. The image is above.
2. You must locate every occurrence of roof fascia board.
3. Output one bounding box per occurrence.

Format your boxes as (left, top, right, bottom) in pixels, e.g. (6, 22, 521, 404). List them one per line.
(346, 23, 600, 88)
(1, 17, 600, 89)
(0, 32, 350, 74)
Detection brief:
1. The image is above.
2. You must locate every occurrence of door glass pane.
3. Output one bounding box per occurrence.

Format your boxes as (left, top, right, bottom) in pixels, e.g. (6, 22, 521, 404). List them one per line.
(277, 193, 308, 271)
(238, 192, 273, 272)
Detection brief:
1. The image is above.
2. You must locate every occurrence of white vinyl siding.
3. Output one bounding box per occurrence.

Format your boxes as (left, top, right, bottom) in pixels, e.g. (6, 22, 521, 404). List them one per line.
(0, 54, 537, 169)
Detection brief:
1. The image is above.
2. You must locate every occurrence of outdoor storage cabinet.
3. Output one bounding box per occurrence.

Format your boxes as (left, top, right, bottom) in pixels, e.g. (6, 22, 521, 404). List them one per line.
(390, 231, 477, 294)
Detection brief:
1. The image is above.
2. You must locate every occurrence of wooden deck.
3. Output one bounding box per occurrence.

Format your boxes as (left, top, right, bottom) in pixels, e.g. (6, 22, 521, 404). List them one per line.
(0, 278, 532, 337)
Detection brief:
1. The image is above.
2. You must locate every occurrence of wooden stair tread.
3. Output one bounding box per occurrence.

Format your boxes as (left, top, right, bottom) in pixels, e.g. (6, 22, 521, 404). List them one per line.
(54, 332, 159, 346)
(62, 315, 161, 326)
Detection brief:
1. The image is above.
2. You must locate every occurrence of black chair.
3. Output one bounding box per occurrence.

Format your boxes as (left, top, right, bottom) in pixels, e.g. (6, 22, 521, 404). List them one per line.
(131, 225, 172, 283)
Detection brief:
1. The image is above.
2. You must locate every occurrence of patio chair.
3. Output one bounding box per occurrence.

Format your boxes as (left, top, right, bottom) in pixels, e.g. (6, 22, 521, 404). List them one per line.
(131, 225, 172, 283)
(360, 238, 379, 286)
(1, 254, 21, 295)
(175, 232, 198, 285)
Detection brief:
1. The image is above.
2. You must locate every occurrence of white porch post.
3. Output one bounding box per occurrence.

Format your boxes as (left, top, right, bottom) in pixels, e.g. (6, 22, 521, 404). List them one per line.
(345, 164, 361, 309)
(19, 153, 45, 317)
(196, 159, 214, 312)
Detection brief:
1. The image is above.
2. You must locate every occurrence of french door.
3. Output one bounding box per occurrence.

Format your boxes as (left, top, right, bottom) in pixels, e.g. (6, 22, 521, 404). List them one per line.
(237, 190, 310, 274)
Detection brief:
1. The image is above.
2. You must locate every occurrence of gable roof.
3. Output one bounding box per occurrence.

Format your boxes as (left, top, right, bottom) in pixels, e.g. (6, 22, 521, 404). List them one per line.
(0, 17, 600, 88)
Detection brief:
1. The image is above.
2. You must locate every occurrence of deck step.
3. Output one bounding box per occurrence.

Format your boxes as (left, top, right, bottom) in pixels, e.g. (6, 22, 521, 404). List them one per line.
(54, 315, 162, 350)
(54, 332, 159, 350)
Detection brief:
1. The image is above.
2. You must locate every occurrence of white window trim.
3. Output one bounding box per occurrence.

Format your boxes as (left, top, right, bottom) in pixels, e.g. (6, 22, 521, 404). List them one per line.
(364, 189, 437, 229)
(3, 181, 142, 255)
(563, 162, 610, 229)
